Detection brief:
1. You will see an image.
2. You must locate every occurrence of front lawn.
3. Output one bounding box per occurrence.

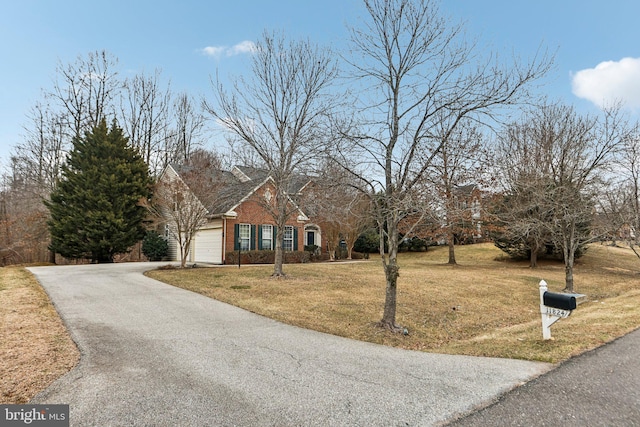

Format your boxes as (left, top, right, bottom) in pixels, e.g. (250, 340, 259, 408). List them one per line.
(147, 243, 640, 363)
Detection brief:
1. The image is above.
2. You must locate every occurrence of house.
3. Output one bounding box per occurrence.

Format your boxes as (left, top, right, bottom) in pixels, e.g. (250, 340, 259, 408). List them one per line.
(397, 183, 488, 246)
(452, 184, 484, 242)
(158, 164, 322, 265)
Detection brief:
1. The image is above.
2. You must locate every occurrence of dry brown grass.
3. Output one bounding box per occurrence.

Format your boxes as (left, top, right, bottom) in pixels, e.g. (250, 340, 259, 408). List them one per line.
(147, 243, 640, 363)
(0, 267, 79, 404)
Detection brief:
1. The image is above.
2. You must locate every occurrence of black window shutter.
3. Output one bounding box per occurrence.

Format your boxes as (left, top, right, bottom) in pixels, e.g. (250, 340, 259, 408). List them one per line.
(273, 226, 277, 248)
(250, 225, 256, 250)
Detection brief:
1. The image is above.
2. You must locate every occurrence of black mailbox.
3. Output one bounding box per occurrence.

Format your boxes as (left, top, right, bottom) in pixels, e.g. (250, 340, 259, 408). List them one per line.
(543, 291, 577, 311)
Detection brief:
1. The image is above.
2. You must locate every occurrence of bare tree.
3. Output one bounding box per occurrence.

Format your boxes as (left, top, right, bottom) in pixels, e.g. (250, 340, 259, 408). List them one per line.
(205, 31, 339, 277)
(150, 149, 223, 268)
(600, 124, 640, 257)
(429, 117, 486, 264)
(49, 50, 120, 139)
(544, 105, 629, 292)
(320, 219, 342, 260)
(8, 103, 69, 263)
(169, 93, 206, 164)
(0, 156, 53, 264)
(341, 195, 372, 259)
(498, 103, 629, 291)
(120, 69, 172, 173)
(338, 0, 552, 331)
(328, 166, 373, 260)
(306, 164, 373, 260)
(494, 117, 557, 267)
(12, 102, 67, 196)
(595, 183, 629, 247)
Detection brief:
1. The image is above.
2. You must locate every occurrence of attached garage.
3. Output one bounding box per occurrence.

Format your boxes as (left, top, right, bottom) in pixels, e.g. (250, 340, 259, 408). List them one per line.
(191, 226, 223, 264)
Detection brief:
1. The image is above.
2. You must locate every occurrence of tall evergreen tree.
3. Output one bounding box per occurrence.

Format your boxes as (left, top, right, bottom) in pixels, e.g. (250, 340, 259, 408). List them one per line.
(46, 119, 151, 263)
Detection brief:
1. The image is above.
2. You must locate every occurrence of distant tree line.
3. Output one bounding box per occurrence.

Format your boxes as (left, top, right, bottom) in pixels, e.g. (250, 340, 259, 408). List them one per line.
(0, 50, 206, 265)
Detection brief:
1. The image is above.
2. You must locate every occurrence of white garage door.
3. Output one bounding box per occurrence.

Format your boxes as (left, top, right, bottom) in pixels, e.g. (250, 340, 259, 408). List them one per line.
(192, 228, 223, 264)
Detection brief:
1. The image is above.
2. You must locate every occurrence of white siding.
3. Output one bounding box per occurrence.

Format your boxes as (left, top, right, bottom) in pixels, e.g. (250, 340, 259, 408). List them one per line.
(167, 235, 179, 262)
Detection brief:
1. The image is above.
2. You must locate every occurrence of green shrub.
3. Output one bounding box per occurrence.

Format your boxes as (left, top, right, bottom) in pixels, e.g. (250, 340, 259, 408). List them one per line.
(142, 231, 169, 261)
(354, 229, 384, 254)
(304, 244, 319, 253)
(285, 250, 311, 263)
(225, 250, 311, 265)
(399, 236, 430, 252)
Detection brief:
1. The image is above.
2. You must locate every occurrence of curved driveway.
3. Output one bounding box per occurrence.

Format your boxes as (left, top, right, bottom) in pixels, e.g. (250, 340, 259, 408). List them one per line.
(28, 263, 551, 426)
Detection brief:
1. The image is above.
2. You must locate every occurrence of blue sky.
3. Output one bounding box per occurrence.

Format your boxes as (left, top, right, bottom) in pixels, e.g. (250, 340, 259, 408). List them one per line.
(2, 0, 640, 165)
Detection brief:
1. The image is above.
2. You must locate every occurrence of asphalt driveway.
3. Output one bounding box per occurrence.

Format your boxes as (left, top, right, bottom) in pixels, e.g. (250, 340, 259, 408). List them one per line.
(28, 263, 551, 426)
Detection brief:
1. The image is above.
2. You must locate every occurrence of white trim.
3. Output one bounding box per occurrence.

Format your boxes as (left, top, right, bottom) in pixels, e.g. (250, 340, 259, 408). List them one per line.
(260, 224, 274, 250)
(238, 223, 251, 251)
(283, 225, 294, 251)
(231, 166, 251, 182)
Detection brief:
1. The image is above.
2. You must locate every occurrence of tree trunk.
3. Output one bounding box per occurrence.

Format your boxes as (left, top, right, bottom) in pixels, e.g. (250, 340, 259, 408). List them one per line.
(530, 249, 538, 268)
(379, 221, 402, 332)
(562, 235, 576, 292)
(447, 219, 457, 264)
(380, 259, 401, 331)
(272, 192, 288, 277)
(180, 239, 188, 268)
(564, 261, 574, 292)
(273, 225, 285, 277)
(529, 240, 540, 268)
(447, 236, 457, 265)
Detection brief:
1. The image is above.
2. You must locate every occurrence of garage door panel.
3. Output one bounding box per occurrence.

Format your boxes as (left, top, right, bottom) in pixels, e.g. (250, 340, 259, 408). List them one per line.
(193, 228, 223, 264)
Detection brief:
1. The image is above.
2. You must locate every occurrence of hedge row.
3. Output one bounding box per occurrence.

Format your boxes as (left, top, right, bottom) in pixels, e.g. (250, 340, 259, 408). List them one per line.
(225, 250, 311, 265)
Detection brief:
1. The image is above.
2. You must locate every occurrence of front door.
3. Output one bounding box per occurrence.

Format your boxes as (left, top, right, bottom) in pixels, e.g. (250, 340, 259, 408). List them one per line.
(307, 231, 315, 247)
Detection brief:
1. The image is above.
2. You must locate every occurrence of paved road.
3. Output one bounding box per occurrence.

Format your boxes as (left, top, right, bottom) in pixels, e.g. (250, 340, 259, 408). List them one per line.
(28, 263, 550, 426)
(446, 327, 640, 426)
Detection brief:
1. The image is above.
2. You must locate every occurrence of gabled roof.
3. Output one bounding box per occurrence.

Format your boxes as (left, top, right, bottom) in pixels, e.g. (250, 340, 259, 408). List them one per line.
(453, 184, 480, 197)
(232, 165, 310, 194)
(167, 164, 311, 220)
(232, 165, 269, 183)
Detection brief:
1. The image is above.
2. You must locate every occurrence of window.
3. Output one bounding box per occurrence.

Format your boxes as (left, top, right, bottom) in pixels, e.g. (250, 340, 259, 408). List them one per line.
(283, 226, 294, 251)
(261, 225, 273, 250)
(239, 224, 251, 251)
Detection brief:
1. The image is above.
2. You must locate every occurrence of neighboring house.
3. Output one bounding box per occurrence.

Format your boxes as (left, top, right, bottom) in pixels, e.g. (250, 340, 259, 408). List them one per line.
(451, 184, 486, 243)
(158, 165, 321, 265)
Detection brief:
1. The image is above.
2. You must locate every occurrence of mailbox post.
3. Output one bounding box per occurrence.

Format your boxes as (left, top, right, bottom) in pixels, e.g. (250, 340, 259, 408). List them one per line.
(539, 280, 577, 340)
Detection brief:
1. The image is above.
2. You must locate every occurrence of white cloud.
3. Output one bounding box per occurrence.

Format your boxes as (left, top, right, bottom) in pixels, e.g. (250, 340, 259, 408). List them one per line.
(572, 57, 640, 109)
(201, 46, 226, 58)
(228, 41, 257, 56)
(201, 41, 256, 59)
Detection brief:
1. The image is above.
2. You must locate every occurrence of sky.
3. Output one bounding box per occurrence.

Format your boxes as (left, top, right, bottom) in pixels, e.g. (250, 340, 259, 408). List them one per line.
(2, 0, 640, 166)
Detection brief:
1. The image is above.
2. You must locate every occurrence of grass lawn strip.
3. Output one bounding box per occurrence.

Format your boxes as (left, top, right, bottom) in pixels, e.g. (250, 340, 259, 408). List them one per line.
(0, 267, 79, 404)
